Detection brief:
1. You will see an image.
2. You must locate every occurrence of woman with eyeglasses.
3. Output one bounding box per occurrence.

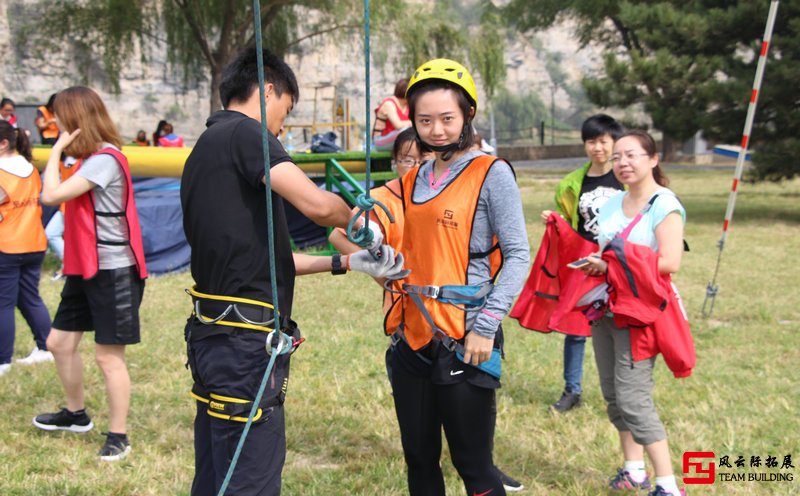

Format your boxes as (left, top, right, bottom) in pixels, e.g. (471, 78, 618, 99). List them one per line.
(329, 127, 429, 311)
(579, 129, 690, 496)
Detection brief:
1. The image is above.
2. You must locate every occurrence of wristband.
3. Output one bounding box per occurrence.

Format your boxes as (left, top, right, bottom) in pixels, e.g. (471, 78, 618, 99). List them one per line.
(331, 253, 347, 275)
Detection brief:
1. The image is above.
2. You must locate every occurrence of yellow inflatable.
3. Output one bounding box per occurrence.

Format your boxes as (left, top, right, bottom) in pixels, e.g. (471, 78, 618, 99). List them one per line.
(31, 146, 387, 178)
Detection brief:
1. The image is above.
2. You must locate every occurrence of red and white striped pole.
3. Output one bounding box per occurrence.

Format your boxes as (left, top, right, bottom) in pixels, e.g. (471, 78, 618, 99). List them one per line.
(703, 0, 780, 318)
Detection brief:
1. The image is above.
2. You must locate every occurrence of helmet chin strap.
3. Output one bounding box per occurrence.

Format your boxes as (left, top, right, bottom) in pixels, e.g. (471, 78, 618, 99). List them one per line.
(419, 123, 470, 162)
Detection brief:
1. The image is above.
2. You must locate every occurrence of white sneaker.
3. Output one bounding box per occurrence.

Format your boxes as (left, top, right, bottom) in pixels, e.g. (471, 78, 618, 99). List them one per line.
(16, 347, 54, 365)
(0, 363, 11, 376)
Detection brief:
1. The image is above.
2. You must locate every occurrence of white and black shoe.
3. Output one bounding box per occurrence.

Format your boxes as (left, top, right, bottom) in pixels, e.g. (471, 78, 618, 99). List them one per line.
(99, 432, 131, 461)
(33, 408, 94, 433)
(496, 466, 525, 492)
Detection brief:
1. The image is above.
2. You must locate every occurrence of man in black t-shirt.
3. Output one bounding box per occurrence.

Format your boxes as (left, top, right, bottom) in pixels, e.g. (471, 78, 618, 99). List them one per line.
(539, 114, 624, 413)
(181, 48, 405, 496)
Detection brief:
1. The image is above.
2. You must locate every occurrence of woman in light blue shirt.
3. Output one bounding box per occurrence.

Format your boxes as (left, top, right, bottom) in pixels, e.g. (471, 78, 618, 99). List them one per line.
(582, 130, 686, 496)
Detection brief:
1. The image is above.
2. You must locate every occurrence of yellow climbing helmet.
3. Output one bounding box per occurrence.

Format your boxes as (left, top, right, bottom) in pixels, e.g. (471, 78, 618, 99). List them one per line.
(406, 58, 478, 110)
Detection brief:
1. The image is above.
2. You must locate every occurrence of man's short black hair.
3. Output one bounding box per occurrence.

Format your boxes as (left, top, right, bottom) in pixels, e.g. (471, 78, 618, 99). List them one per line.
(581, 114, 624, 142)
(219, 48, 299, 109)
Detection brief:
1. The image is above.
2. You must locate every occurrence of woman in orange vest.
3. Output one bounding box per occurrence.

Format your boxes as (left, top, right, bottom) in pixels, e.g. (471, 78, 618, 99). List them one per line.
(36, 93, 60, 145)
(329, 125, 526, 492)
(383, 59, 530, 495)
(0, 121, 53, 377)
(34, 86, 147, 462)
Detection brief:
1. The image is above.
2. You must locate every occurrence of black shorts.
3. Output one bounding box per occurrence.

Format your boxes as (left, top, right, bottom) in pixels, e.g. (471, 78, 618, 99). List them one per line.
(52, 266, 145, 345)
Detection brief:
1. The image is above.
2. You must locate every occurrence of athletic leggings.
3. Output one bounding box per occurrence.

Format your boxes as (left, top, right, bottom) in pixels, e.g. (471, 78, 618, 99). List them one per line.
(389, 347, 505, 496)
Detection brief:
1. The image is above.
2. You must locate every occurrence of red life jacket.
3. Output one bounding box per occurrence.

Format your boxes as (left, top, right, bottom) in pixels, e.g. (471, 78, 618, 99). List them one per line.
(510, 213, 598, 336)
(158, 134, 184, 147)
(374, 97, 409, 137)
(602, 239, 695, 378)
(63, 147, 147, 280)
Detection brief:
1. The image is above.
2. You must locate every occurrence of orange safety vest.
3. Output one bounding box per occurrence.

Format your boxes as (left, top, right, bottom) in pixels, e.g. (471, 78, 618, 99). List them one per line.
(384, 155, 503, 350)
(0, 159, 47, 253)
(37, 106, 59, 140)
(369, 179, 405, 313)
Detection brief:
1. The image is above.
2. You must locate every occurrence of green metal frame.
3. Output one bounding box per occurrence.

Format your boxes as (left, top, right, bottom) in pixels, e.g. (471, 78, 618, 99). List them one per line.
(296, 151, 396, 255)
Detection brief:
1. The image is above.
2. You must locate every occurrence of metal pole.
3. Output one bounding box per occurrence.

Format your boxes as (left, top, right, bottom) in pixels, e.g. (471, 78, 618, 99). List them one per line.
(702, 0, 779, 318)
(550, 84, 556, 146)
(489, 107, 497, 151)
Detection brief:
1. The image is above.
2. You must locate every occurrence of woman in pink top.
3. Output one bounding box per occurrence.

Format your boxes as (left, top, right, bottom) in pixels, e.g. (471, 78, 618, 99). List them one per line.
(372, 78, 412, 151)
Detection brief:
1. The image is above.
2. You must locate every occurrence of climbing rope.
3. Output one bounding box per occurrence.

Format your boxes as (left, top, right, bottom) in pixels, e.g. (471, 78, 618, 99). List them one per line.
(346, 0, 394, 256)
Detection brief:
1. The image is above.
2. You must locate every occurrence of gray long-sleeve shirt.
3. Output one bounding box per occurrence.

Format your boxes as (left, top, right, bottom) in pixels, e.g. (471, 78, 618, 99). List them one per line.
(411, 150, 531, 338)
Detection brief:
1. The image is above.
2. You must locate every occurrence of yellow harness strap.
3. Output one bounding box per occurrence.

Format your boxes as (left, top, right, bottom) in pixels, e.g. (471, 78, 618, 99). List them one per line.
(187, 286, 275, 333)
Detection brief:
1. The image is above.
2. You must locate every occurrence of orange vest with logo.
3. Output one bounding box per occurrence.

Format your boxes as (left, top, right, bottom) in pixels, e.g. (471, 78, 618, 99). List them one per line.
(37, 106, 59, 140)
(0, 160, 47, 253)
(370, 179, 405, 313)
(385, 155, 503, 350)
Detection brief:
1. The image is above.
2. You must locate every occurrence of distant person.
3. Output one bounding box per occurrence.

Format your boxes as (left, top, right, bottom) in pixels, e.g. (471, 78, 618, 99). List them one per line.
(372, 78, 411, 151)
(0, 120, 53, 377)
(1, 98, 18, 128)
(152, 119, 167, 147)
(36, 94, 60, 145)
(34, 86, 147, 462)
(131, 130, 150, 146)
(158, 123, 184, 147)
(512, 114, 625, 413)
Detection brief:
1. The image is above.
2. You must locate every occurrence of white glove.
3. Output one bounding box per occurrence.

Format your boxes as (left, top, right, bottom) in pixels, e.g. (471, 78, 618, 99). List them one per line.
(349, 245, 407, 279)
(352, 218, 384, 252)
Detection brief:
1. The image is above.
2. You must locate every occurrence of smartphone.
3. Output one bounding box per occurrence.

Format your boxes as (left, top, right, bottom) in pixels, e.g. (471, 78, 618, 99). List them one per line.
(567, 257, 591, 269)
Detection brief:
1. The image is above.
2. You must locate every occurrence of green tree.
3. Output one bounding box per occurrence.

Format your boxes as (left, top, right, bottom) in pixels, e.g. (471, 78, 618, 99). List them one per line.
(15, 0, 507, 127)
(16, 0, 366, 113)
(373, 0, 506, 108)
(505, 0, 799, 176)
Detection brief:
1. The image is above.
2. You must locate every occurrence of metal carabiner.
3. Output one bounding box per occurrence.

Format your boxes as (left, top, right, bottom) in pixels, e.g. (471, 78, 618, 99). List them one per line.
(232, 304, 275, 327)
(194, 300, 233, 325)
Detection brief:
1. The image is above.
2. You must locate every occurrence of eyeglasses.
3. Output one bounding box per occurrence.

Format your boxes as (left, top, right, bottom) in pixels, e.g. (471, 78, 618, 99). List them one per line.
(394, 157, 424, 168)
(610, 152, 651, 166)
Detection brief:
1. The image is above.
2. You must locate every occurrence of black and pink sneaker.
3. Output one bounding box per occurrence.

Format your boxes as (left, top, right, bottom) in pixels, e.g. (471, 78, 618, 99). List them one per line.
(609, 468, 652, 490)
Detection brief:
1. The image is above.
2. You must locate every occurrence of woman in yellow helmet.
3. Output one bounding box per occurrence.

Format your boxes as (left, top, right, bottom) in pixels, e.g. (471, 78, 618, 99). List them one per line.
(385, 59, 530, 495)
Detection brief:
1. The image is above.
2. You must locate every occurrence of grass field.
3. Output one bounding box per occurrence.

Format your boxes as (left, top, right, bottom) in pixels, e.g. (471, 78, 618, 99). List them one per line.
(1, 168, 798, 495)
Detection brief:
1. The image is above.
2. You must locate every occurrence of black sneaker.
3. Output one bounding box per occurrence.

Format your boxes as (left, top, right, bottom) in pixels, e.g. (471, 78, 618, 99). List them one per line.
(496, 466, 525, 492)
(99, 432, 131, 461)
(33, 408, 94, 433)
(552, 391, 581, 412)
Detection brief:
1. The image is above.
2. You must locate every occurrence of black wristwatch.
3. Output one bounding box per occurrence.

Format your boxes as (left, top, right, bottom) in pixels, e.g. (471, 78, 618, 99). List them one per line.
(331, 253, 347, 275)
